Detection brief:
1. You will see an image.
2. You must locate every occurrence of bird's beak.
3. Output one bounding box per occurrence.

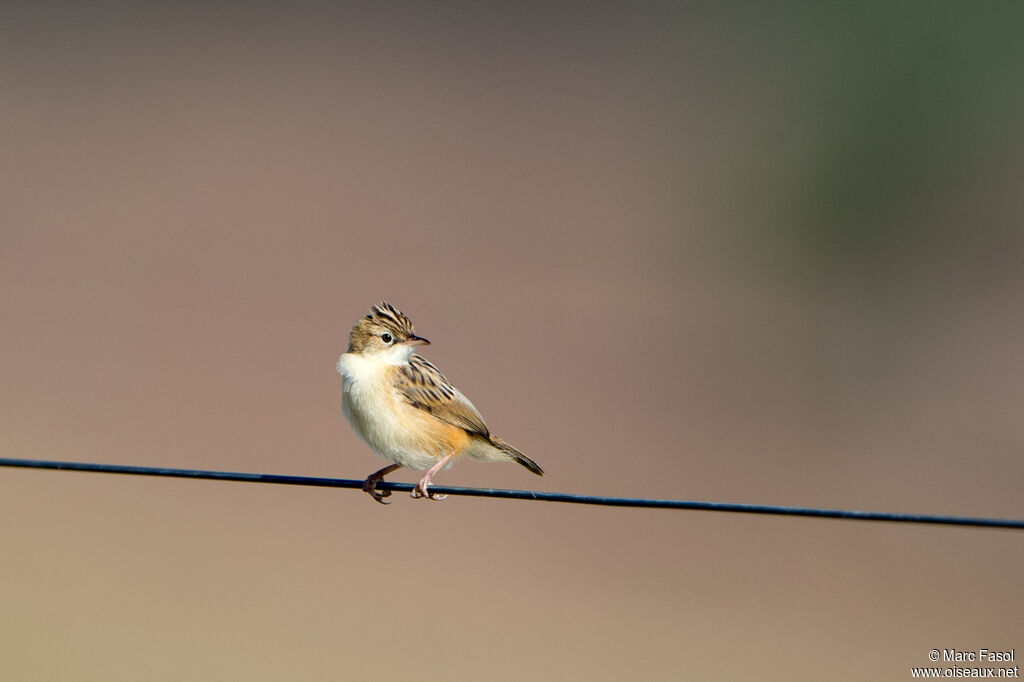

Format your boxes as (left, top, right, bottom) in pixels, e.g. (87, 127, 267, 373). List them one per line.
(405, 334, 430, 346)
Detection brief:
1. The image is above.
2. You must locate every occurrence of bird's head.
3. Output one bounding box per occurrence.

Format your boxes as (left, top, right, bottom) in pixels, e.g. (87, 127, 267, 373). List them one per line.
(347, 301, 430, 360)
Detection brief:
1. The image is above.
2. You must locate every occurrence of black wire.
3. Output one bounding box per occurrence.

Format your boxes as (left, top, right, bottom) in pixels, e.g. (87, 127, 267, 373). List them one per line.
(1, 457, 1022, 529)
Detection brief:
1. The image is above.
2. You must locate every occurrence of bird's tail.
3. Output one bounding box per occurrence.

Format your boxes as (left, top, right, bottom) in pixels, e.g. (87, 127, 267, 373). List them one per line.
(490, 436, 544, 476)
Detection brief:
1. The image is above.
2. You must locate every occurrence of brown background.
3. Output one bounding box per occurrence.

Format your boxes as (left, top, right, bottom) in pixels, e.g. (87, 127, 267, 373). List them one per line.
(2, 3, 1022, 680)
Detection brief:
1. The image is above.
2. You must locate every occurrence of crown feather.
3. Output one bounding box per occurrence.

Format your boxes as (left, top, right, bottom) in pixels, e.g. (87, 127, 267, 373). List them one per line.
(369, 301, 416, 337)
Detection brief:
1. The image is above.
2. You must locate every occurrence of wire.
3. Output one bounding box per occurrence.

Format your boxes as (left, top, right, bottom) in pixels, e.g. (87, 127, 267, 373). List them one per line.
(1, 457, 1022, 529)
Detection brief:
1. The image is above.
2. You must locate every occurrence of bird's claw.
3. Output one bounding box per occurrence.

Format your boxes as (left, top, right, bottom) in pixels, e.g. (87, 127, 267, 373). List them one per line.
(363, 480, 392, 504)
(411, 482, 446, 501)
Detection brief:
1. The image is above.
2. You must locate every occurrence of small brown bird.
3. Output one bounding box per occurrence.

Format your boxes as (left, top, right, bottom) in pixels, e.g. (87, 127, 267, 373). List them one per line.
(336, 302, 543, 503)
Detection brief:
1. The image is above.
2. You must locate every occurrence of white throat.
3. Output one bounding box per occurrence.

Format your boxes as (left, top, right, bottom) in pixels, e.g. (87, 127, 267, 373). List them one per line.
(379, 343, 416, 365)
(337, 343, 415, 379)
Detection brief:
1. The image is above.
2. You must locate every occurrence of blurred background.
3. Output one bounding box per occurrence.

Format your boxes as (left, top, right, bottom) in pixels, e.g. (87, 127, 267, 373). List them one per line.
(2, 2, 1022, 680)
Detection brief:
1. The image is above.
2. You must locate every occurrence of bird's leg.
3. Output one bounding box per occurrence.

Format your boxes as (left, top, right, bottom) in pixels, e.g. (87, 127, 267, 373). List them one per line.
(363, 464, 402, 504)
(411, 453, 457, 501)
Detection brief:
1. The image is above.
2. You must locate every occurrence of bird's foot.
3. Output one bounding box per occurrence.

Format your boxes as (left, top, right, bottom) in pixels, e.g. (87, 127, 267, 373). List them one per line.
(409, 453, 456, 501)
(411, 478, 447, 501)
(363, 478, 392, 504)
(363, 464, 402, 505)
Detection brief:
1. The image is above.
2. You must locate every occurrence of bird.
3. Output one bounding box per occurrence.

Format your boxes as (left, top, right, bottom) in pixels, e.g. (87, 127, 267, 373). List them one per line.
(336, 302, 543, 503)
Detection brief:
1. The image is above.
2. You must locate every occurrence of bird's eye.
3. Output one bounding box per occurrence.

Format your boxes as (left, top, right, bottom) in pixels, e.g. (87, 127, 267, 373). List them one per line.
(380, 332, 393, 344)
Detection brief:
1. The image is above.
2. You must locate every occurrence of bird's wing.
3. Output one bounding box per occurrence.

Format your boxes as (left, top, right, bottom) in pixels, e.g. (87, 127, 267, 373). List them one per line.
(396, 354, 491, 437)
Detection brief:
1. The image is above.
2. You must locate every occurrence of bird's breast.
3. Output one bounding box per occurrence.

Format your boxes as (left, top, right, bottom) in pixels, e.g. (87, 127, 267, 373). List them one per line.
(337, 352, 462, 470)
